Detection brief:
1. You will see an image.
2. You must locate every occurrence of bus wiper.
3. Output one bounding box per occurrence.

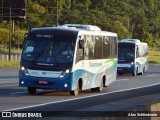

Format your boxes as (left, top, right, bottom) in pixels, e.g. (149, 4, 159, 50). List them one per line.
(32, 41, 59, 65)
(31, 40, 50, 65)
(31, 48, 46, 65)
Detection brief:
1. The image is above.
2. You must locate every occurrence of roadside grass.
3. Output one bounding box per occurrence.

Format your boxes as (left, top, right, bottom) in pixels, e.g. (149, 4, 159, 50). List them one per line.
(0, 60, 20, 68)
(148, 48, 160, 64)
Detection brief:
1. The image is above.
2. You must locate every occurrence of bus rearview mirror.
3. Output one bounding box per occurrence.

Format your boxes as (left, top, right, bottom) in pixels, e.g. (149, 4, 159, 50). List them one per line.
(79, 40, 84, 49)
(24, 33, 28, 40)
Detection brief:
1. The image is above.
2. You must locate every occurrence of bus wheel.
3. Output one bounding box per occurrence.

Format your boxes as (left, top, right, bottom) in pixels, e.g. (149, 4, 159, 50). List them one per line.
(28, 87, 36, 94)
(91, 80, 103, 92)
(98, 80, 103, 92)
(70, 83, 79, 96)
(140, 67, 145, 75)
(132, 68, 138, 76)
(118, 73, 123, 76)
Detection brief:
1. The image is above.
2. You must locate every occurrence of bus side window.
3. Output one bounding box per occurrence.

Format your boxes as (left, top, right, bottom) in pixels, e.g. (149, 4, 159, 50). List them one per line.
(103, 36, 110, 58)
(94, 36, 102, 59)
(110, 37, 117, 58)
(78, 48, 83, 56)
(76, 46, 84, 63)
(76, 37, 84, 63)
(84, 35, 89, 60)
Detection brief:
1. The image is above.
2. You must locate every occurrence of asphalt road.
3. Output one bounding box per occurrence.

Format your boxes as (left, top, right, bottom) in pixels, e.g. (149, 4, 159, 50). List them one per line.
(0, 64, 160, 114)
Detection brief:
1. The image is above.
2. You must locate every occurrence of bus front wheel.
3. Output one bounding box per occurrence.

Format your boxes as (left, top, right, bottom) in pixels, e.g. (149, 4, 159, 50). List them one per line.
(140, 68, 144, 75)
(28, 87, 36, 94)
(132, 68, 138, 76)
(70, 83, 79, 96)
(140, 66, 146, 75)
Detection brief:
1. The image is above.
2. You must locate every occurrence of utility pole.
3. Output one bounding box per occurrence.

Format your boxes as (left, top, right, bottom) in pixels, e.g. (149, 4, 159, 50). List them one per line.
(9, 7, 11, 61)
(17, 21, 20, 53)
(127, 19, 129, 39)
(56, 0, 58, 26)
(2, 0, 3, 19)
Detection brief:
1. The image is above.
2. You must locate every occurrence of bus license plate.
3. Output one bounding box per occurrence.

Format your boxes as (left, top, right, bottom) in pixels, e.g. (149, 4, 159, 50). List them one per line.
(38, 80, 48, 85)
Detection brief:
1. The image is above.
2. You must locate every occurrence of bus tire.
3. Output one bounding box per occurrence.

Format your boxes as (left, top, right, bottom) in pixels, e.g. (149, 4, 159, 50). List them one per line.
(103, 76, 107, 87)
(28, 87, 36, 94)
(132, 68, 138, 76)
(70, 82, 79, 96)
(118, 73, 123, 76)
(91, 80, 103, 92)
(143, 66, 146, 73)
(98, 80, 103, 92)
(140, 68, 144, 75)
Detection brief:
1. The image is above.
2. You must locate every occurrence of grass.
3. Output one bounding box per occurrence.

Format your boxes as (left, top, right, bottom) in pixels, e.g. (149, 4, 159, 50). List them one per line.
(0, 60, 20, 68)
(148, 48, 160, 64)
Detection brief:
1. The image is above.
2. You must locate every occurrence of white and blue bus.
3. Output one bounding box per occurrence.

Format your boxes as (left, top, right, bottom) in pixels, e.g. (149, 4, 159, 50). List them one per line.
(19, 24, 118, 95)
(117, 39, 148, 76)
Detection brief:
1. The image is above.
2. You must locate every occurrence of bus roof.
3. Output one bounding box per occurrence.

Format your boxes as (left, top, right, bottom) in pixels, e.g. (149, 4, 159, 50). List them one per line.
(29, 25, 117, 37)
(119, 39, 147, 45)
(59, 24, 101, 31)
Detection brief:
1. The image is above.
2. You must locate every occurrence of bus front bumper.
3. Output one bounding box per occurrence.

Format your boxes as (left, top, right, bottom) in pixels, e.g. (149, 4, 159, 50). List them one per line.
(117, 64, 135, 74)
(19, 71, 73, 91)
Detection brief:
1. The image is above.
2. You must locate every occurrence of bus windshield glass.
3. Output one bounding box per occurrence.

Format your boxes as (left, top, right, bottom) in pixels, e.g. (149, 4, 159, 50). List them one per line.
(22, 33, 76, 64)
(118, 43, 135, 63)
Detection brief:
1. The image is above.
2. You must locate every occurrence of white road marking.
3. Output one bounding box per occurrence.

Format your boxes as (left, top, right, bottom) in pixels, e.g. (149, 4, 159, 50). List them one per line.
(3, 82, 160, 112)
(10, 91, 27, 95)
(146, 74, 160, 77)
(148, 68, 160, 71)
(0, 84, 18, 88)
(10, 89, 45, 95)
(117, 79, 129, 81)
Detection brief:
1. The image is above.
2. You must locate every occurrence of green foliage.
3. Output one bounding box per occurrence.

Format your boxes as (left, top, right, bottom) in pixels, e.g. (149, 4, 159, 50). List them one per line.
(148, 49, 160, 64)
(0, 28, 9, 44)
(0, 0, 160, 47)
(0, 60, 20, 68)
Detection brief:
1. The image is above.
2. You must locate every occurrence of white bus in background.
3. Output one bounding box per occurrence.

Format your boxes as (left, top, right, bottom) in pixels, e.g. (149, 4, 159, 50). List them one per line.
(19, 24, 118, 95)
(117, 39, 148, 76)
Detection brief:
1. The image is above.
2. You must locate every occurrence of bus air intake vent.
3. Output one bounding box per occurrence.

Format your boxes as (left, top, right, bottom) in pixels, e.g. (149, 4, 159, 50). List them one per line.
(120, 39, 140, 43)
(58, 24, 101, 31)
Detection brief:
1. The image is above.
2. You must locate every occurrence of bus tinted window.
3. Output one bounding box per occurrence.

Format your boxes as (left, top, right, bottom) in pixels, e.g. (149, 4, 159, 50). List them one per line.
(94, 36, 102, 59)
(84, 35, 94, 60)
(103, 36, 110, 58)
(22, 33, 76, 64)
(118, 43, 135, 63)
(110, 37, 117, 58)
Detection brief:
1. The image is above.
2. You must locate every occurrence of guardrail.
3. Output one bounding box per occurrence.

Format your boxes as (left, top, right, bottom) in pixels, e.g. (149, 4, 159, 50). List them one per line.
(0, 54, 21, 61)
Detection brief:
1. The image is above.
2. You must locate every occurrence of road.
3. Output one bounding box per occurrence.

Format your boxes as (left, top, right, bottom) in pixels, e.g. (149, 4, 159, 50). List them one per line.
(0, 64, 160, 115)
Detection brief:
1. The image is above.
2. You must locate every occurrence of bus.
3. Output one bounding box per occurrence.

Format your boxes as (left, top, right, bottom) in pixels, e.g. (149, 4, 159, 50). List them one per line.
(19, 24, 118, 96)
(117, 39, 148, 76)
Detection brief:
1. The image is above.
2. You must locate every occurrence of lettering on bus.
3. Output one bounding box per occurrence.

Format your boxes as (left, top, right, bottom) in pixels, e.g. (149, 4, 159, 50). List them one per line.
(36, 34, 52, 38)
(89, 62, 102, 67)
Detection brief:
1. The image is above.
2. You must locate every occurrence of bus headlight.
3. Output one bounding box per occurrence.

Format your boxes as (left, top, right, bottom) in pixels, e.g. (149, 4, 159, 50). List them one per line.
(59, 69, 71, 78)
(20, 65, 29, 75)
(128, 62, 134, 67)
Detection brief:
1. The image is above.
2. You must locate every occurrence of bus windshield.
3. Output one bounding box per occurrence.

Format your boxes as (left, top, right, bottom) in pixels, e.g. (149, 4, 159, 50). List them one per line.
(118, 43, 135, 63)
(22, 33, 76, 65)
